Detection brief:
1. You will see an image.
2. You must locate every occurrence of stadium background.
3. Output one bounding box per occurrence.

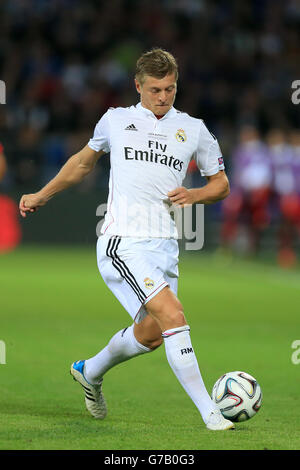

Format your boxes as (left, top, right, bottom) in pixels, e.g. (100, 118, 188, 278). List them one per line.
(0, 0, 300, 263)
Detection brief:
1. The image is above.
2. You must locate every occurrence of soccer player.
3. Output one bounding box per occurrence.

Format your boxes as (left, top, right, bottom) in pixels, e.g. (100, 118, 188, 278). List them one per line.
(19, 49, 233, 431)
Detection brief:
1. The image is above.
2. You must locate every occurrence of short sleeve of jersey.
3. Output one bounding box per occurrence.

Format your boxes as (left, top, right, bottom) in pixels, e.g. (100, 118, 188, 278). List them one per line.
(88, 112, 110, 154)
(0, 142, 3, 153)
(194, 121, 225, 176)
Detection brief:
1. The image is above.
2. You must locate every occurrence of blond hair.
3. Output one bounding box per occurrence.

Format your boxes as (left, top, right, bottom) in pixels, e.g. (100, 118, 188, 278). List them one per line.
(135, 48, 178, 85)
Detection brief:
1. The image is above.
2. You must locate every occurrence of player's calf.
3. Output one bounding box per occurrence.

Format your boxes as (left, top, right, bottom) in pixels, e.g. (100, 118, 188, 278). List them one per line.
(133, 314, 163, 349)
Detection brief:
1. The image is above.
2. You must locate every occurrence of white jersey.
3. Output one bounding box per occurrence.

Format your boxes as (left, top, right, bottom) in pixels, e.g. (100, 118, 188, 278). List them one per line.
(88, 102, 225, 239)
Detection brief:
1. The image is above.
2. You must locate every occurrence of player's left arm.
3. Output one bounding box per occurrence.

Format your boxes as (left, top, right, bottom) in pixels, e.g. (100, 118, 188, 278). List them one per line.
(168, 170, 230, 207)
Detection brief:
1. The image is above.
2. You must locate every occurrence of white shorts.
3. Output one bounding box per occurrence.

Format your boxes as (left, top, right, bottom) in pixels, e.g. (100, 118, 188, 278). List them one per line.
(96, 235, 179, 323)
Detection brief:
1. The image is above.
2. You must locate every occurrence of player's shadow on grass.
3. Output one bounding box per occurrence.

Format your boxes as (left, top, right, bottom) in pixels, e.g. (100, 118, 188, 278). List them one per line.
(227, 426, 249, 432)
(0, 401, 93, 420)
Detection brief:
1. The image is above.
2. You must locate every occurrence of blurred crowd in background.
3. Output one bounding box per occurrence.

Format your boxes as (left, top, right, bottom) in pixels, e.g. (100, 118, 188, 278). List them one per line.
(0, 0, 300, 265)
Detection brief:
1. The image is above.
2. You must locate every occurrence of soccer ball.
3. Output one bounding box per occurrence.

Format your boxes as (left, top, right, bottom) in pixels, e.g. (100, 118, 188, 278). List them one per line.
(211, 371, 262, 422)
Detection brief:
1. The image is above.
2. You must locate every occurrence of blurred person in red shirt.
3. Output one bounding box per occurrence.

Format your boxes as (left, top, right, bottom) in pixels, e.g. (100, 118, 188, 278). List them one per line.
(221, 126, 272, 255)
(0, 142, 22, 253)
(268, 129, 300, 268)
(289, 129, 300, 203)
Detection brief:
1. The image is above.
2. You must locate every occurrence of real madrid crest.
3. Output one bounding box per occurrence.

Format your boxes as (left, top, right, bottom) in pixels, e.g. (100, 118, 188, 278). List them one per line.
(175, 129, 187, 143)
(144, 277, 155, 289)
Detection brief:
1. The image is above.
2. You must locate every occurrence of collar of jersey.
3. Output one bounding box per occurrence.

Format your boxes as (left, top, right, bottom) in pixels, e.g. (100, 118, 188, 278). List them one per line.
(135, 102, 177, 120)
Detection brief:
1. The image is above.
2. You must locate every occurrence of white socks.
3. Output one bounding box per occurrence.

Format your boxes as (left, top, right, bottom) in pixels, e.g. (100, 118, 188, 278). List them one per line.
(84, 324, 151, 384)
(162, 325, 216, 424)
(83, 322, 216, 424)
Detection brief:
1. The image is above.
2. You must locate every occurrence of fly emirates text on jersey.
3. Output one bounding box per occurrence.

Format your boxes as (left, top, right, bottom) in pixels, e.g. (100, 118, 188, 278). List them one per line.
(124, 140, 184, 172)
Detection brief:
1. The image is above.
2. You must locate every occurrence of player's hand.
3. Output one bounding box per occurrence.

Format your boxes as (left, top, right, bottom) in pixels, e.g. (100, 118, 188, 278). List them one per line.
(19, 192, 47, 218)
(167, 187, 196, 208)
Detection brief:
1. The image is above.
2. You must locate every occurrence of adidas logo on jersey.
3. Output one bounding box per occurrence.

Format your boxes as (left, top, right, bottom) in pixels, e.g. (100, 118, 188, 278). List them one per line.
(125, 124, 138, 131)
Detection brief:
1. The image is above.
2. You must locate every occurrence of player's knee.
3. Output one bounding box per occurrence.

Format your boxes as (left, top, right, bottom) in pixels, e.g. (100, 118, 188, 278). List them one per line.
(168, 296, 185, 321)
(145, 289, 186, 330)
(157, 302, 186, 331)
(164, 308, 186, 329)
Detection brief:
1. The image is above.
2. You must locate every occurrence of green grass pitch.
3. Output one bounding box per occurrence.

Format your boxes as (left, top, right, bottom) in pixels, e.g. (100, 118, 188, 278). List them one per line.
(0, 246, 300, 450)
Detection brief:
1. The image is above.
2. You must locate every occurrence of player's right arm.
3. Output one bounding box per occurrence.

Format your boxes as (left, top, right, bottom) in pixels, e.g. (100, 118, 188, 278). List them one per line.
(19, 145, 105, 218)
